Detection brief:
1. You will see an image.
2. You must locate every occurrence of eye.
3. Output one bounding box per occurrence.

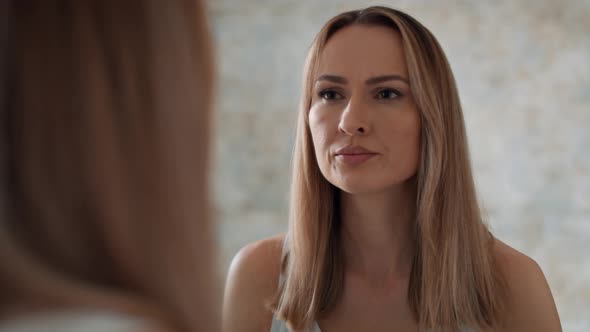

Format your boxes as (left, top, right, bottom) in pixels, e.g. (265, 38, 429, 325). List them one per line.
(375, 88, 402, 100)
(319, 89, 344, 101)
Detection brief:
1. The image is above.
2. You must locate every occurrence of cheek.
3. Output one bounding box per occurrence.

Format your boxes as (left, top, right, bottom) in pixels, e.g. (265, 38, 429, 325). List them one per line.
(308, 108, 336, 154)
(384, 114, 421, 164)
(403, 117, 421, 153)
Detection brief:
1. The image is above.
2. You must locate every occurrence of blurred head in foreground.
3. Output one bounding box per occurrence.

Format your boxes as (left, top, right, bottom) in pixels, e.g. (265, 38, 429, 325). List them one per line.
(0, 1, 217, 331)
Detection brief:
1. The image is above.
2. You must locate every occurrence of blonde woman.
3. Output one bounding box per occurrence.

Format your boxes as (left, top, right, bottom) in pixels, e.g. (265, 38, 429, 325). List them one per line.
(0, 1, 218, 331)
(223, 6, 561, 332)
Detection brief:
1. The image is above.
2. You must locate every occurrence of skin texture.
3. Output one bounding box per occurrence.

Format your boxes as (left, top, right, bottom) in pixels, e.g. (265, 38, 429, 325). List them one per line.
(223, 25, 562, 332)
(309, 25, 420, 196)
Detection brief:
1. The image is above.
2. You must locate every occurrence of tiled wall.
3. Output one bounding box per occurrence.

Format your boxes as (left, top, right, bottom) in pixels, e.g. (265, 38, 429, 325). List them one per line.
(210, 1, 589, 330)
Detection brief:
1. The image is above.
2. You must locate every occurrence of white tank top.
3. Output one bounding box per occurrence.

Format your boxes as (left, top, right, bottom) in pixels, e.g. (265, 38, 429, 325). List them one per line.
(270, 316, 473, 332)
(0, 311, 146, 332)
(270, 316, 321, 332)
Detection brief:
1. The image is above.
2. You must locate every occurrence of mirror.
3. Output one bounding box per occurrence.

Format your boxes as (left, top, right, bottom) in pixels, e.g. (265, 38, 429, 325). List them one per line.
(213, 2, 586, 331)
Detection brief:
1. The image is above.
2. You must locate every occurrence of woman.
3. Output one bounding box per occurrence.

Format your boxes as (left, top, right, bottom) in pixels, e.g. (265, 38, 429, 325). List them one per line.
(223, 6, 561, 332)
(0, 1, 218, 331)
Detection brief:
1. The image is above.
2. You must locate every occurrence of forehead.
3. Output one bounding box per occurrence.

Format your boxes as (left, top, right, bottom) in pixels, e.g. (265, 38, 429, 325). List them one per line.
(316, 24, 408, 79)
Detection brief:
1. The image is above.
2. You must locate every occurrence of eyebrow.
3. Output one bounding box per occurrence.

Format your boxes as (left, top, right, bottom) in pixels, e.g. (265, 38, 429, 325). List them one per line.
(315, 74, 409, 85)
(316, 74, 348, 84)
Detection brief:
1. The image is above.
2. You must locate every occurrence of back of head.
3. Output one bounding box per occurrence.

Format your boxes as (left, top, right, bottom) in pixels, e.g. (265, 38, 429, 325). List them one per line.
(0, 1, 217, 331)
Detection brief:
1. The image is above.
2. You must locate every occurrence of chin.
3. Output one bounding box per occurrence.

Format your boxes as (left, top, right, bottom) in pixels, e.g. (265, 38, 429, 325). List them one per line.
(331, 179, 390, 195)
(329, 174, 416, 195)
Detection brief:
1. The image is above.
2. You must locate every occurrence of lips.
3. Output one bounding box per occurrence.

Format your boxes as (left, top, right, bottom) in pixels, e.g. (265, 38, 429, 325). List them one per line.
(334, 145, 378, 165)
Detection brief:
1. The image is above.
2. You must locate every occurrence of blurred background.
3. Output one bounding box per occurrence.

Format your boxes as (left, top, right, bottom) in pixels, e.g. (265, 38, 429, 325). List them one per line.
(208, 0, 589, 330)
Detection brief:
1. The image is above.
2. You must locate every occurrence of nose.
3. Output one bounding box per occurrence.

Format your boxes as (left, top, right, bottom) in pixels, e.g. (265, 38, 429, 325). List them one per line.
(338, 97, 370, 136)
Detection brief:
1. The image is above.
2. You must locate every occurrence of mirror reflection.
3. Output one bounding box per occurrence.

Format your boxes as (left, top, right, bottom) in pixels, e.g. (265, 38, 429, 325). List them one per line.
(1, 1, 587, 331)
(220, 5, 564, 332)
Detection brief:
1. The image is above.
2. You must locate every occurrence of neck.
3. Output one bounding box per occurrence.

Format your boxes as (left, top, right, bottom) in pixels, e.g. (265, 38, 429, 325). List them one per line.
(339, 179, 416, 283)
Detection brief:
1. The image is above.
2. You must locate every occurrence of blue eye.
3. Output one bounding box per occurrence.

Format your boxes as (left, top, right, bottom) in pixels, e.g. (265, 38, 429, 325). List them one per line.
(376, 89, 402, 99)
(319, 89, 343, 101)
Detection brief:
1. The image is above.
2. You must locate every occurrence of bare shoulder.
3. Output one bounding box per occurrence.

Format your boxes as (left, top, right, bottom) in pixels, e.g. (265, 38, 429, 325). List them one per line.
(222, 234, 285, 332)
(492, 239, 562, 332)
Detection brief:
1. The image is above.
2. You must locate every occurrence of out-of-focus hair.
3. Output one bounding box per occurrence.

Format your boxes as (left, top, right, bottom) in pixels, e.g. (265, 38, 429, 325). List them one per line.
(0, 1, 217, 331)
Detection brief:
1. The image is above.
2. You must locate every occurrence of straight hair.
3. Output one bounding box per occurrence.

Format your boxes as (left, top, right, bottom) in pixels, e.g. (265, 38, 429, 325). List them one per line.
(273, 6, 507, 332)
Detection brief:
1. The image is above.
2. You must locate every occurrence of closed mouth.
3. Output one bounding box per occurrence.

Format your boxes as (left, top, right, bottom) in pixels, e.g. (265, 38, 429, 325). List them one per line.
(335, 145, 377, 156)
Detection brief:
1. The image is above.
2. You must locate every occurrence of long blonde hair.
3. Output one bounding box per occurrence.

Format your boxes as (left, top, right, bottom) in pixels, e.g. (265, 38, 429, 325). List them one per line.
(0, 1, 217, 331)
(274, 6, 507, 332)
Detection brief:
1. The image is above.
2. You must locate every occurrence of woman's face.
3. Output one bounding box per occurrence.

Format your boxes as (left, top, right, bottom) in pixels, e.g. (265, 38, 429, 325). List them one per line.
(309, 24, 421, 194)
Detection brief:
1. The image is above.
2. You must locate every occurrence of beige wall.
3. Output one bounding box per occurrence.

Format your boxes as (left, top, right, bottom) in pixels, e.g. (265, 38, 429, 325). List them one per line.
(209, 1, 590, 330)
